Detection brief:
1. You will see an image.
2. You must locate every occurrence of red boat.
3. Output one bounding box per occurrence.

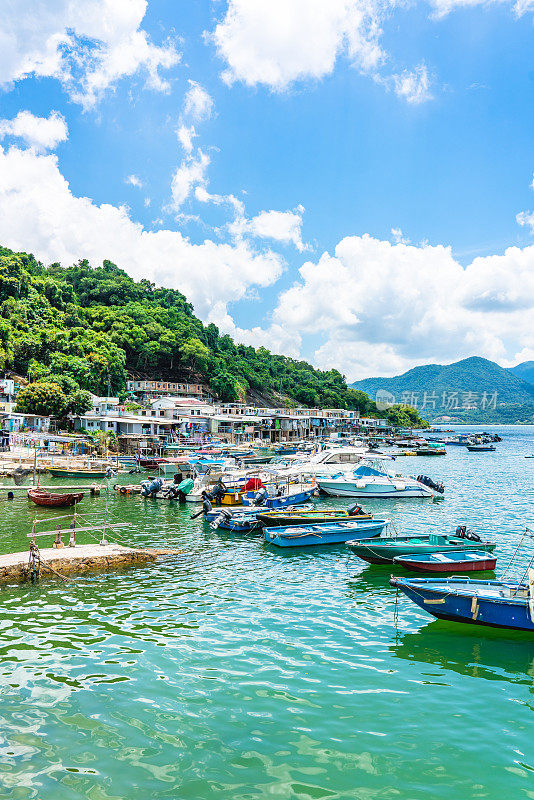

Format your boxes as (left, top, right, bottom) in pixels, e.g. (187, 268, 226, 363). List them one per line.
(28, 488, 85, 508)
(393, 550, 497, 573)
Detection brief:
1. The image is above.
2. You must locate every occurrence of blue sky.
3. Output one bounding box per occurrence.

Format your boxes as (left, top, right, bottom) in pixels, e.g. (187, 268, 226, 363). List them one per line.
(0, 0, 533, 379)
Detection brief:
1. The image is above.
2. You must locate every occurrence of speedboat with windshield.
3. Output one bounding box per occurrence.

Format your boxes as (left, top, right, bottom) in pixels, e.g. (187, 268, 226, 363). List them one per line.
(316, 458, 444, 498)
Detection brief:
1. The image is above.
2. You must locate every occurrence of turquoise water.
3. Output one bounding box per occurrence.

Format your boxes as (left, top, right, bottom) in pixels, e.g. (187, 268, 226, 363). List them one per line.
(1, 426, 533, 799)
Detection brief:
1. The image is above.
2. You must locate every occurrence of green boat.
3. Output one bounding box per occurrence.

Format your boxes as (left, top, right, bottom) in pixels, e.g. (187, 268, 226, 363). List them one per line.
(256, 508, 372, 527)
(346, 532, 496, 565)
(48, 467, 109, 479)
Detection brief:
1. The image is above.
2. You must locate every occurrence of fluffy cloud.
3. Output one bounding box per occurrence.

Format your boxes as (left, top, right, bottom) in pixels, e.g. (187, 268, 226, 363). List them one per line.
(177, 125, 196, 154)
(211, 0, 385, 91)
(391, 64, 433, 105)
(0, 111, 68, 152)
(229, 205, 308, 251)
(271, 234, 534, 378)
(0, 0, 179, 109)
(0, 145, 284, 327)
(125, 174, 143, 189)
(170, 149, 211, 210)
(183, 81, 214, 123)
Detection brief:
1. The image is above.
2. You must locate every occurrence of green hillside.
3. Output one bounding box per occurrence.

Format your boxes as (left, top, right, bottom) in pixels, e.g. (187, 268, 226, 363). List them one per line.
(351, 356, 534, 423)
(0, 244, 428, 427)
(509, 361, 534, 387)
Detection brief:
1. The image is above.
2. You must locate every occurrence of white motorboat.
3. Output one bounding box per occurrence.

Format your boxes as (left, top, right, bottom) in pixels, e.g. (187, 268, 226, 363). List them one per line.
(316, 460, 444, 498)
(267, 446, 388, 479)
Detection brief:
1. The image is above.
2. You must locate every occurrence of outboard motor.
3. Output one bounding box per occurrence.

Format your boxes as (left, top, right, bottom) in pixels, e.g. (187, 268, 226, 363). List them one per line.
(347, 503, 365, 516)
(417, 475, 445, 495)
(455, 525, 481, 542)
(207, 479, 227, 504)
(210, 508, 232, 530)
(140, 477, 163, 498)
(252, 486, 269, 507)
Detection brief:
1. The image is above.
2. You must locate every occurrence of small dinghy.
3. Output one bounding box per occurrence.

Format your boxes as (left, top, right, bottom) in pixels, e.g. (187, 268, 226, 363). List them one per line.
(347, 528, 496, 565)
(393, 549, 497, 573)
(28, 488, 85, 508)
(390, 575, 534, 632)
(264, 518, 388, 547)
(256, 503, 371, 527)
(466, 444, 496, 452)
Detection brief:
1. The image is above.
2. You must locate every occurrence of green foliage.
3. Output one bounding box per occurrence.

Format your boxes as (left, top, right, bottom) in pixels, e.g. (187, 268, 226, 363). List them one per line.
(15, 382, 67, 417)
(66, 389, 93, 416)
(384, 404, 430, 429)
(0, 245, 420, 423)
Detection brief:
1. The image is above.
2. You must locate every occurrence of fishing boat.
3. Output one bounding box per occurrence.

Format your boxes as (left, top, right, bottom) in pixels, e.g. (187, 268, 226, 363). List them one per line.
(415, 447, 446, 456)
(28, 487, 85, 508)
(264, 518, 388, 547)
(466, 444, 496, 452)
(393, 550, 497, 573)
(256, 504, 372, 527)
(390, 575, 534, 632)
(346, 530, 496, 565)
(241, 483, 316, 508)
(317, 461, 444, 498)
(48, 467, 110, 479)
(204, 503, 314, 525)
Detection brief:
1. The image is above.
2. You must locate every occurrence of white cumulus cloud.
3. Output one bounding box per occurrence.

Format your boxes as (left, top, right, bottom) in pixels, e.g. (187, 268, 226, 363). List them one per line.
(230, 205, 308, 252)
(270, 234, 534, 378)
(0, 0, 180, 109)
(183, 80, 214, 122)
(0, 111, 68, 153)
(0, 145, 285, 329)
(211, 0, 385, 91)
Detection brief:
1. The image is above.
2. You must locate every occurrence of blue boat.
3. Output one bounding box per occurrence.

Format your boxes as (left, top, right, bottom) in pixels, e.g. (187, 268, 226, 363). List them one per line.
(264, 518, 389, 547)
(390, 576, 534, 632)
(204, 503, 314, 525)
(241, 486, 315, 509)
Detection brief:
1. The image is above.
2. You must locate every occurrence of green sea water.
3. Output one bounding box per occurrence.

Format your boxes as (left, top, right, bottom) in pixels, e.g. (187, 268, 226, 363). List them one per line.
(1, 426, 533, 800)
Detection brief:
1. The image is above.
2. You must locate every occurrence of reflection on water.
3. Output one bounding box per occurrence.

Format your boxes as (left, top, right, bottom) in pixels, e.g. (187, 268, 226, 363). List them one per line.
(0, 426, 533, 799)
(391, 621, 534, 685)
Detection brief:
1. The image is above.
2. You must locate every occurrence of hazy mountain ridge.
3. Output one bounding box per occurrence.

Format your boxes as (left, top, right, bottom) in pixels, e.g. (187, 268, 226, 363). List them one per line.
(509, 361, 534, 387)
(351, 357, 534, 422)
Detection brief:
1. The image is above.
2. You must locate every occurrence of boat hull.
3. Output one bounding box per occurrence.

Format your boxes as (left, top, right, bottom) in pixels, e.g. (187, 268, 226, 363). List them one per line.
(390, 577, 534, 632)
(317, 481, 432, 498)
(242, 488, 315, 508)
(48, 468, 108, 479)
(256, 511, 372, 527)
(393, 550, 497, 573)
(264, 519, 388, 547)
(347, 536, 496, 565)
(28, 489, 85, 507)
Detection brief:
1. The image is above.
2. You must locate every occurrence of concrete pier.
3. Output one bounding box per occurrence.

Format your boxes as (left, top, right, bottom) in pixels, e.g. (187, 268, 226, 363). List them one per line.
(0, 544, 181, 584)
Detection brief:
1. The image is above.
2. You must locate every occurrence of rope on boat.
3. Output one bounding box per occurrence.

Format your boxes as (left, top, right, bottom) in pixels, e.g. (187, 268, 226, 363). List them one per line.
(500, 527, 533, 583)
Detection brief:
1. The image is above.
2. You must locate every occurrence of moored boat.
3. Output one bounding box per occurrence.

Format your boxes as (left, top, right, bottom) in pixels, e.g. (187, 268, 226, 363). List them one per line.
(317, 462, 444, 498)
(393, 549, 497, 573)
(256, 503, 372, 527)
(390, 575, 534, 632)
(48, 467, 110, 479)
(466, 444, 496, 452)
(264, 518, 388, 547)
(28, 488, 85, 507)
(346, 530, 496, 565)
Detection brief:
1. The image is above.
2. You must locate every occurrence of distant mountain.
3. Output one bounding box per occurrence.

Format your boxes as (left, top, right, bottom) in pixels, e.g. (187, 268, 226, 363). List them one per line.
(509, 361, 534, 387)
(351, 357, 534, 422)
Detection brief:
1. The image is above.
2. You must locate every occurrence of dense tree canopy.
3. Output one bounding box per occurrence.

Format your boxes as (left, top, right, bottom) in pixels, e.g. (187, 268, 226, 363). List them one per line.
(0, 246, 428, 426)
